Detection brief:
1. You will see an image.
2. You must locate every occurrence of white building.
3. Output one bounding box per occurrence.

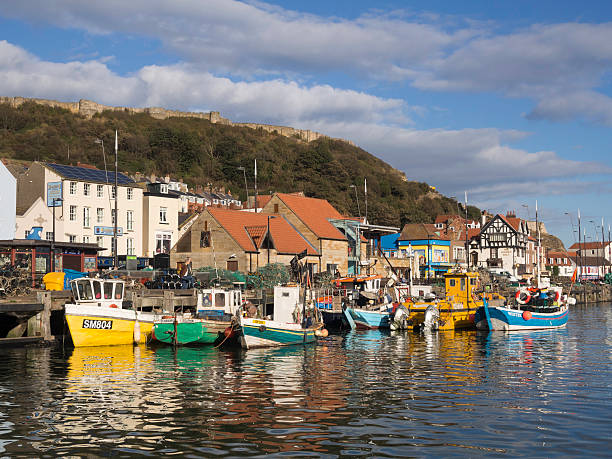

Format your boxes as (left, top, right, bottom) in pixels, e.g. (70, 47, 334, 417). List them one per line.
(0, 160, 16, 240)
(143, 182, 179, 257)
(16, 162, 144, 257)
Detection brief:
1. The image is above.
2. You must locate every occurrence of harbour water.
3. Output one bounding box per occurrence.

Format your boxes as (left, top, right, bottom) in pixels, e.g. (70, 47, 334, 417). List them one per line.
(1, 305, 611, 457)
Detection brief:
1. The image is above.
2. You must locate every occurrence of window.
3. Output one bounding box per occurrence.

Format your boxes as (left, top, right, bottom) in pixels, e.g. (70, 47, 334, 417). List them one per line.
(160, 184, 168, 194)
(69, 181, 77, 195)
(274, 203, 279, 213)
(111, 209, 116, 226)
(227, 260, 238, 271)
(127, 188, 133, 200)
(160, 206, 167, 223)
(200, 231, 211, 248)
(46, 232, 53, 241)
(326, 263, 337, 274)
(156, 233, 172, 254)
(449, 279, 456, 287)
(83, 236, 89, 243)
(69, 235, 77, 243)
(97, 236, 104, 247)
(490, 233, 507, 243)
(97, 185, 104, 198)
(84, 183, 90, 196)
(127, 237, 135, 256)
(97, 208, 104, 224)
(111, 186, 116, 199)
(83, 207, 90, 228)
(69, 205, 77, 221)
(126, 210, 134, 231)
(491, 248, 498, 259)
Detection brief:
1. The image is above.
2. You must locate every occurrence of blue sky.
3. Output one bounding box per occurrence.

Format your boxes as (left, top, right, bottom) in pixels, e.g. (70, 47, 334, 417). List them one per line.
(1, 1, 612, 246)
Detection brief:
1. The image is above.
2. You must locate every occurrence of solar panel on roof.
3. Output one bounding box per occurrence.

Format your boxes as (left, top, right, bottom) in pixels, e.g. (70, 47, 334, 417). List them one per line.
(46, 163, 134, 185)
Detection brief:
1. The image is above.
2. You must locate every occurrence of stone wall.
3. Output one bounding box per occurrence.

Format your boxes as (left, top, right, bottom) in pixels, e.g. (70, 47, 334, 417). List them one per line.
(0, 96, 352, 145)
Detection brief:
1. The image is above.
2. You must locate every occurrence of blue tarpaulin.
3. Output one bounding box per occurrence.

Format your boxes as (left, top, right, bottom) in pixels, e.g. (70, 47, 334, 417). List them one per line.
(63, 269, 87, 290)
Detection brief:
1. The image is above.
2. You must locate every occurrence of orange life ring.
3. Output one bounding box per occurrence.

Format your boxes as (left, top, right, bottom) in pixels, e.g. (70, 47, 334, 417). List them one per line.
(109, 303, 118, 308)
(516, 290, 531, 305)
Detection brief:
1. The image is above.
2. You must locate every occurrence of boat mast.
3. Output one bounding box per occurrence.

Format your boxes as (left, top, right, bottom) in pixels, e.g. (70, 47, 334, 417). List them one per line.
(536, 200, 540, 287)
(578, 209, 582, 283)
(114, 130, 118, 270)
(464, 191, 469, 270)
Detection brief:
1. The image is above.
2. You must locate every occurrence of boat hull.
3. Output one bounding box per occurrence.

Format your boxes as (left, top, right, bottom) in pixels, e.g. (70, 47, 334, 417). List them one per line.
(239, 317, 317, 349)
(65, 304, 154, 347)
(346, 307, 390, 329)
(475, 305, 569, 331)
(153, 319, 228, 345)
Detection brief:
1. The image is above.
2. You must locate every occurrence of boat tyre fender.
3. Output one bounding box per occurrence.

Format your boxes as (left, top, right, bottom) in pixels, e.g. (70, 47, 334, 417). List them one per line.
(516, 290, 531, 305)
(259, 325, 266, 332)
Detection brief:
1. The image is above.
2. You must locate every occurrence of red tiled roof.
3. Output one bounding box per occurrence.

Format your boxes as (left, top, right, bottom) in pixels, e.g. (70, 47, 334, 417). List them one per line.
(399, 223, 449, 241)
(209, 208, 318, 255)
(568, 241, 607, 250)
(500, 215, 523, 232)
(245, 225, 267, 248)
(274, 193, 346, 240)
(467, 228, 480, 240)
(254, 194, 272, 209)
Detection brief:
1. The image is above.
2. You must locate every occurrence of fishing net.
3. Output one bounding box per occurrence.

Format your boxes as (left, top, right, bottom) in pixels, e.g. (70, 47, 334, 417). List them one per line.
(195, 263, 289, 289)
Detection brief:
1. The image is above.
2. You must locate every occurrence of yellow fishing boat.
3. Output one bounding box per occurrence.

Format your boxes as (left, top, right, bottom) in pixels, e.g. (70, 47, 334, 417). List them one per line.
(391, 271, 504, 331)
(65, 278, 157, 347)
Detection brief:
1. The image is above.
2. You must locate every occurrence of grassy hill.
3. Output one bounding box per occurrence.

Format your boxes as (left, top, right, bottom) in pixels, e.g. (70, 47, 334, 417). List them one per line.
(0, 100, 480, 227)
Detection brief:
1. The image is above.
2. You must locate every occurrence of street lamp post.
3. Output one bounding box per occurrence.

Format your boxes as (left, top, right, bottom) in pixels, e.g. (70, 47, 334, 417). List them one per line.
(349, 184, 361, 221)
(51, 197, 63, 272)
(237, 166, 249, 209)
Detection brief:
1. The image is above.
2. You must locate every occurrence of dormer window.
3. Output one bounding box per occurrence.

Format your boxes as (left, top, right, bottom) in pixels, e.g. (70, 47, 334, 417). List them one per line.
(160, 184, 168, 194)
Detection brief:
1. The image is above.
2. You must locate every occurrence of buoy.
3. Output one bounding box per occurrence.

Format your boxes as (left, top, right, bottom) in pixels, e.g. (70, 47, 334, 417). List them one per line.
(522, 310, 532, 321)
(315, 328, 329, 337)
(109, 303, 118, 308)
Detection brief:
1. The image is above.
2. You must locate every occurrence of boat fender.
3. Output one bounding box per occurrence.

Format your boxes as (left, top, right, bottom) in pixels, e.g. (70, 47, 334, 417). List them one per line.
(522, 310, 532, 321)
(109, 303, 118, 308)
(133, 320, 141, 344)
(516, 290, 531, 305)
(259, 325, 266, 332)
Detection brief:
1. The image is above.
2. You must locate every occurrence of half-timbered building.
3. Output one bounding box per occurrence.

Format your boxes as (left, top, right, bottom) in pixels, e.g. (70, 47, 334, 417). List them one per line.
(477, 212, 537, 277)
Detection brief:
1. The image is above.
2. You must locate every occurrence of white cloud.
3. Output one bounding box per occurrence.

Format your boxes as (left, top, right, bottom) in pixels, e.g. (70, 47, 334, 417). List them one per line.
(5, 2, 612, 124)
(0, 0, 466, 79)
(0, 39, 610, 206)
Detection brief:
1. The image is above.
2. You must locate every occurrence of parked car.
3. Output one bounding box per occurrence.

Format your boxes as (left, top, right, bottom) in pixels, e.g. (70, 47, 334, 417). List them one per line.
(487, 268, 519, 283)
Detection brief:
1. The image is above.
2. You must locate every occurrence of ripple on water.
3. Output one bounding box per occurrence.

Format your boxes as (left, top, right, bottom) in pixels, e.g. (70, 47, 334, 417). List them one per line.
(0, 306, 611, 456)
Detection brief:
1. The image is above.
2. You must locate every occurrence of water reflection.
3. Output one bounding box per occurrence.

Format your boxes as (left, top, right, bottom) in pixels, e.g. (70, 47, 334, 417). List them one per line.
(0, 306, 611, 456)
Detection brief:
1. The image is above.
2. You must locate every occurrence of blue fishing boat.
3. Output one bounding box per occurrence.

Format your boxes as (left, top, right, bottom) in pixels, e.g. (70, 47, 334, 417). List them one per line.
(475, 287, 569, 331)
(345, 304, 393, 329)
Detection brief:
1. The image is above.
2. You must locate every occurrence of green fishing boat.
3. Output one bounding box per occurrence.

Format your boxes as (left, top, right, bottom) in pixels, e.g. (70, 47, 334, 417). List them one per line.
(152, 316, 232, 345)
(152, 288, 243, 346)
